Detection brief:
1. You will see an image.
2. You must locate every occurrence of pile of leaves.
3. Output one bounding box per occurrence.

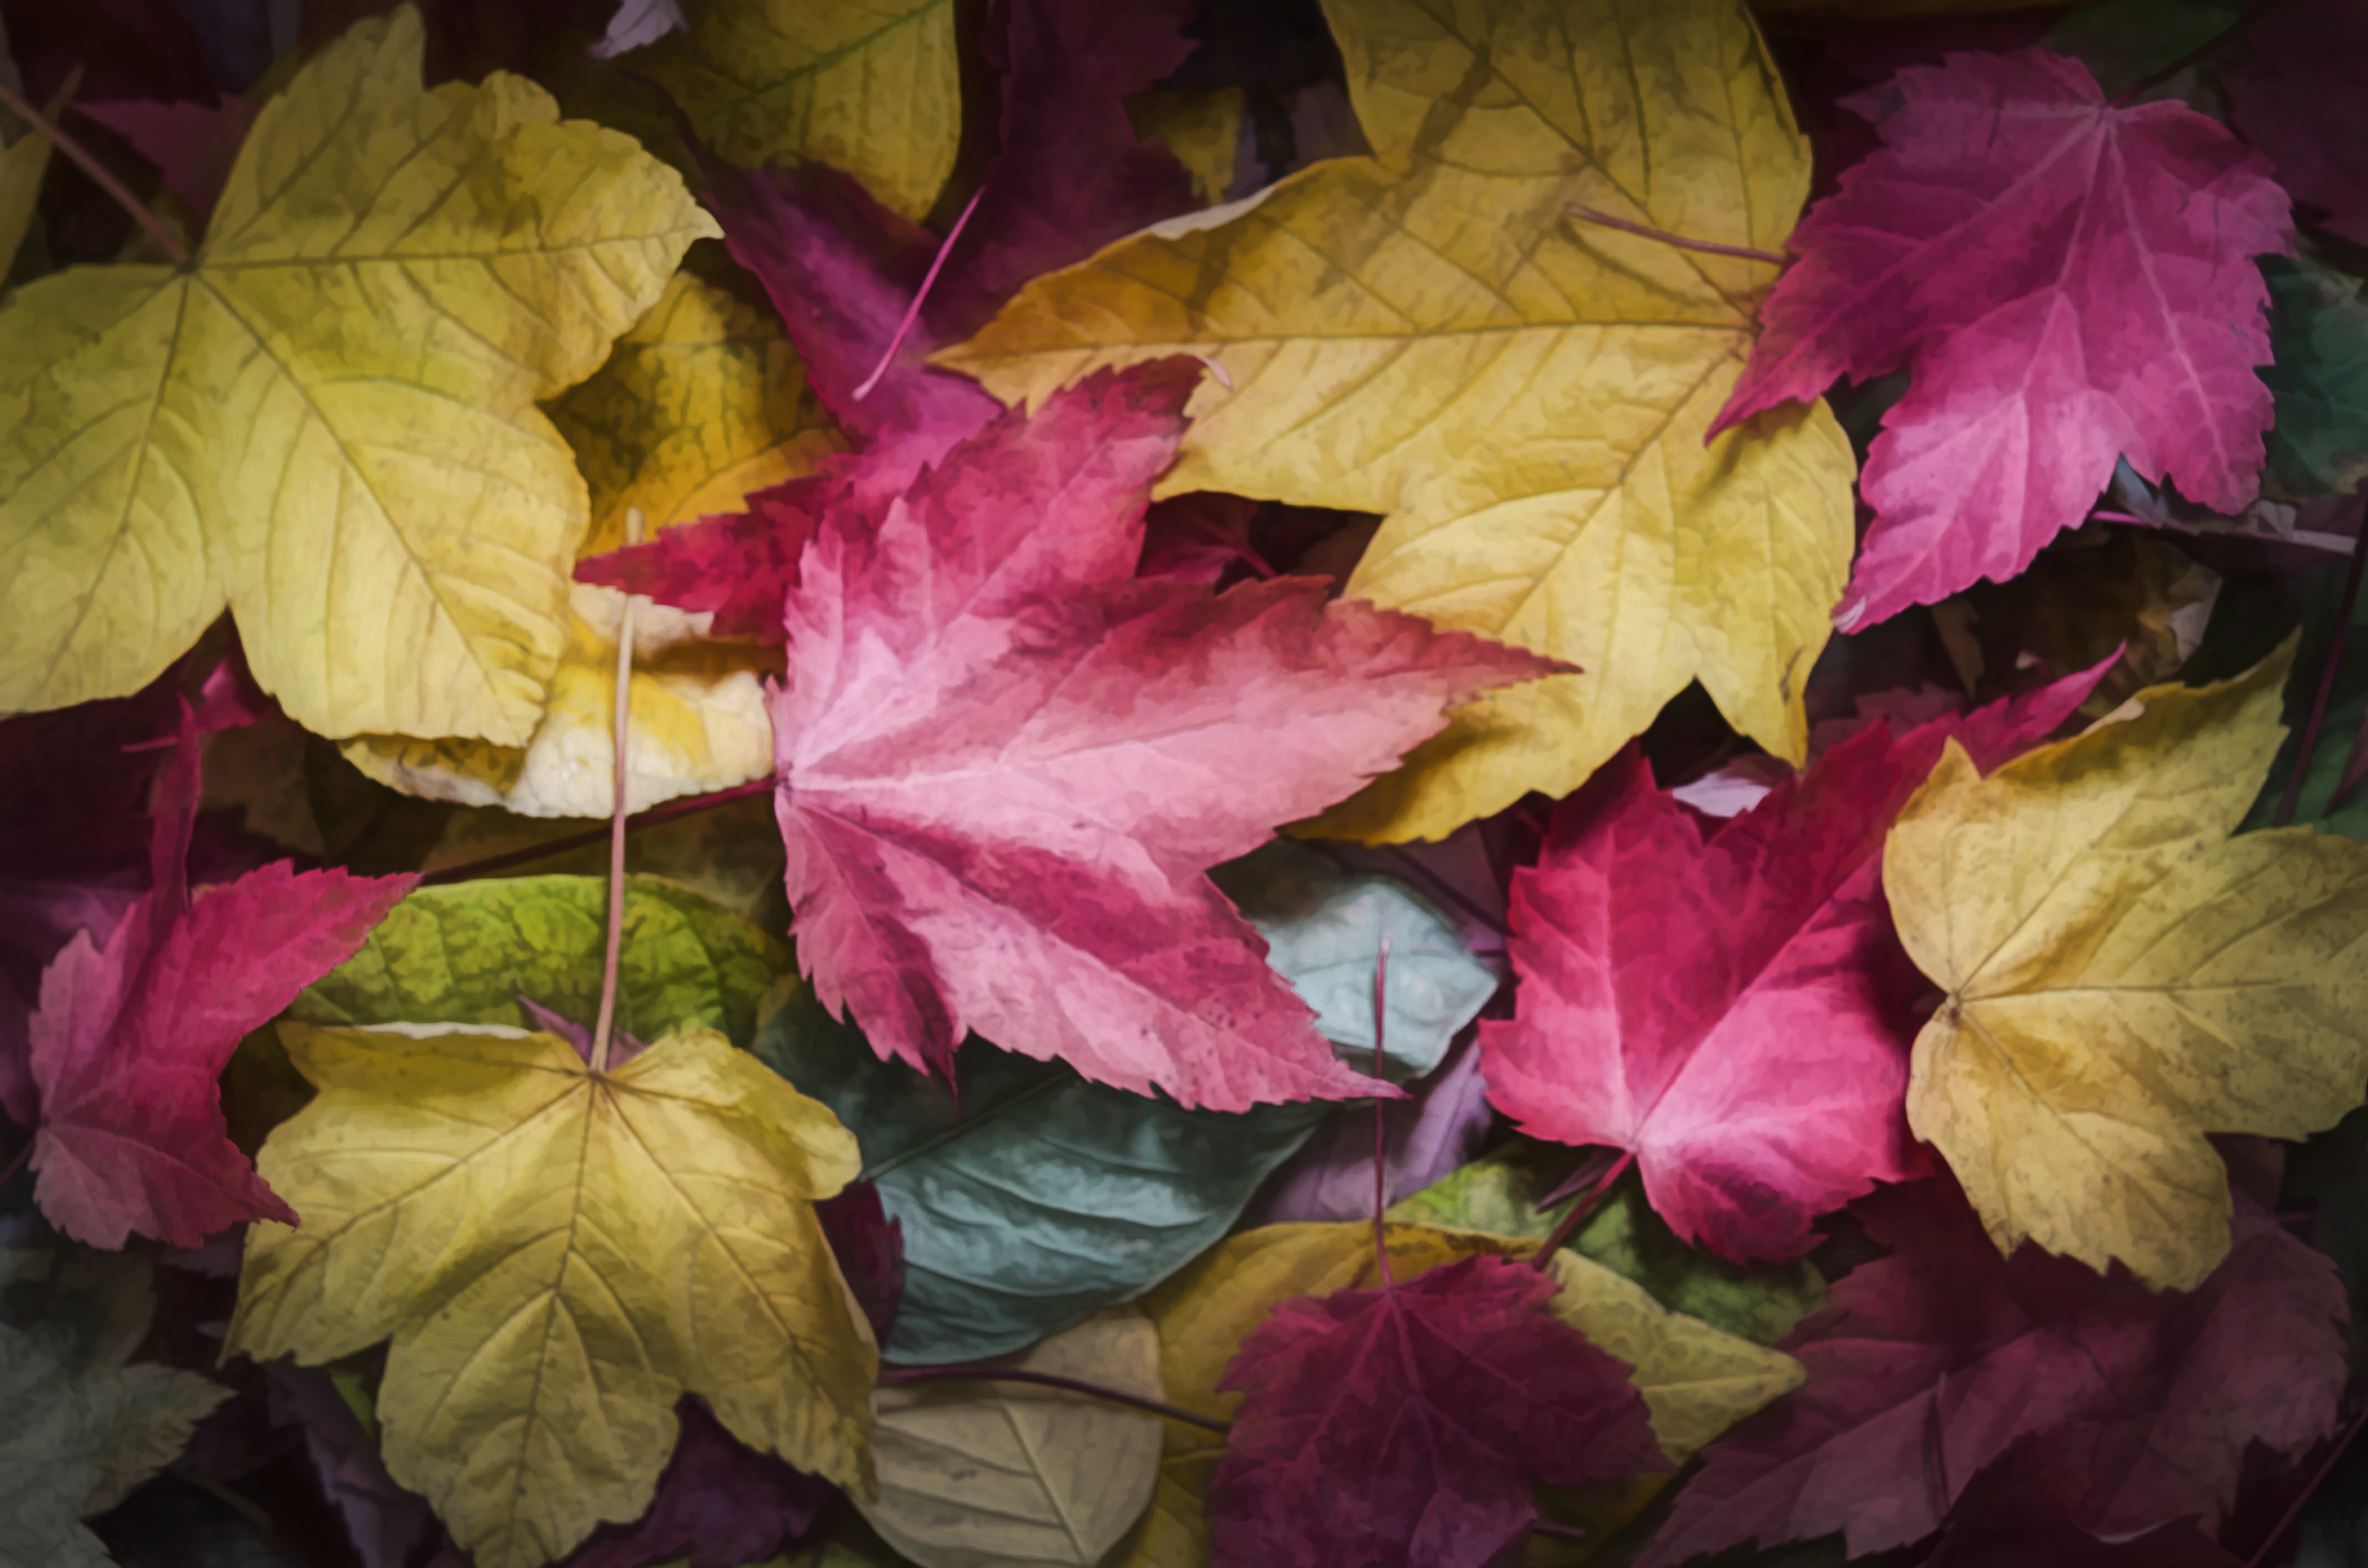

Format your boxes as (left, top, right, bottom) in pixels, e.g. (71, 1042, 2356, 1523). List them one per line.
(10, 0, 2368, 1565)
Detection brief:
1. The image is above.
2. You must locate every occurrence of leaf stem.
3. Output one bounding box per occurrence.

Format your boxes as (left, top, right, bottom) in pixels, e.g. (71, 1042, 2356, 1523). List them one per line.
(2109, 0, 2300, 107)
(414, 777, 776, 887)
(588, 508, 645, 1075)
(2276, 494, 2368, 827)
(875, 1366, 1233, 1434)
(1372, 935, 1394, 1291)
(1563, 205, 1785, 266)
(2247, 1387, 2368, 1568)
(851, 184, 985, 401)
(1529, 1149, 1636, 1270)
(0, 77, 190, 266)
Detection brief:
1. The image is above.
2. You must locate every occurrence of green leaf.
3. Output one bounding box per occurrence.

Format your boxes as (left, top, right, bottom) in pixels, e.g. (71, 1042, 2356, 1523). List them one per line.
(2262, 255, 2368, 498)
(290, 875, 785, 1048)
(2039, 0, 2239, 100)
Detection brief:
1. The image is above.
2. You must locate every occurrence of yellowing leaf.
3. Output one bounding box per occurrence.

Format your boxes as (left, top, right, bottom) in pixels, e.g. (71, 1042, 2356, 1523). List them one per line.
(341, 583, 775, 818)
(1885, 645, 2368, 1290)
(860, 1310, 1164, 1568)
(0, 7, 718, 745)
(1112, 1223, 1524, 1568)
(549, 272, 842, 558)
(1541, 1251, 1802, 1462)
(225, 1023, 875, 1568)
(938, 0, 1856, 841)
(636, 0, 960, 219)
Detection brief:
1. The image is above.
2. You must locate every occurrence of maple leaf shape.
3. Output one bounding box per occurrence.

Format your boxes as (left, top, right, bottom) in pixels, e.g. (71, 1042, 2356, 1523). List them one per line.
(226, 1022, 876, 1568)
(25, 707, 415, 1249)
(1886, 646, 2368, 1288)
(2221, 0, 2368, 250)
(1208, 1254, 1665, 1568)
(1480, 667, 2101, 1262)
(1641, 1176, 2348, 1565)
(0, 7, 716, 742)
(938, 0, 1859, 844)
(1714, 49, 2293, 628)
(773, 360, 1560, 1108)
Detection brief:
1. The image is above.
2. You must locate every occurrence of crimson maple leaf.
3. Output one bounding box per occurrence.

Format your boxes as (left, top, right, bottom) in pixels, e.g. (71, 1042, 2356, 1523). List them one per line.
(1640, 1175, 2348, 1566)
(1714, 49, 2292, 628)
(1207, 1253, 1665, 1568)
(23, 706, 416, 1248)
(771, 358, 1561, 1109)
(1480, 668, 2101, 1262)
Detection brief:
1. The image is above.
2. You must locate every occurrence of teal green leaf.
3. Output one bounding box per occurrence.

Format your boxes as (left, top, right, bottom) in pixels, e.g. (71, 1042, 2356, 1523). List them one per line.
(1387, 1145, 1825, 1346)
(2262, 256, 2368, 498)
(291, 875, 785, 1048)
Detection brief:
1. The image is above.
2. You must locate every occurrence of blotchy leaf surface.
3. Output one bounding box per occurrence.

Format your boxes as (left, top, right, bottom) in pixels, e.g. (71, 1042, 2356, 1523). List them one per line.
(1886, 649, 2368, 1287)
(226, 1025, 875, 1568)
(1209, 1253, 1665, 1568)
(773, 360, 1557, 1107)
(941, 0, 1857, 842)
(1717, 48, 2293, 627)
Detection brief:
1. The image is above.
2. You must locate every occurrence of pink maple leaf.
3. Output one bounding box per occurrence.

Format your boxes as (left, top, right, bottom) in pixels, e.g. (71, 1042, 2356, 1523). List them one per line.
(1208, 1253, 1665, 1568)
(1714, 49, 2292, 628)
(24, 706, 416, 1249)
(771, 359, 1561, 1110)
(1639, 1176, 2348, 1566)
(1479, 666, 2102, 1262)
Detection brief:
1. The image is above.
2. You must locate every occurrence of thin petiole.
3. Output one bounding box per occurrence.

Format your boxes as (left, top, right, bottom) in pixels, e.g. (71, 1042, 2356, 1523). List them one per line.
(1564, 205, 1786, 266)
(588, 507, 645, 1075)
(0, 77, 190, 266)
(1529, 1148, 1636, 1269)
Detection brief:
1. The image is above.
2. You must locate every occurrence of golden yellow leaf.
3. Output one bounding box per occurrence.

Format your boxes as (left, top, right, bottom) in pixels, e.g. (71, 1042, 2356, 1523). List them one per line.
(636, 0, 960, 219)
(1885, 644, 2368, 1290)
(0, 7, 717, 745)
(340, 583, 775, 818)
(860, 1310, 1164, 1568)
(937, 0, 1856, 842)
(549, 272, 842, 558)
(1111, 1223, 1524, 1568)
(224, 1023, 875, 1568)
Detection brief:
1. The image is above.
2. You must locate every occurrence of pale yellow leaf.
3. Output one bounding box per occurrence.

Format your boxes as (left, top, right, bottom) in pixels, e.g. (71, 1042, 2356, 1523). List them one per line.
(0, 7, 717, 744)
(340, 582, 775, 817)
(860, 1310, 1163, 1568)
(1886, 642, 2368, 1289)
(225, 1024, 875, 1568)
(637, 0, 960, 219)
(937, 0, 1856, 841)
(550, 272, 842, 557)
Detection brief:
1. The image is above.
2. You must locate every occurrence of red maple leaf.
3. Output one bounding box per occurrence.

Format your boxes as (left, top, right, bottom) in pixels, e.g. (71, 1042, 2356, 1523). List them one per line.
(1479, 668, 2101, 1262)
(1207, 1253, 1665, 1568)
(1639, 1176, 2349, 1566)
(1714, 49, 2292, 628)
(24, 706, 416, 1248)
(770, 359, 1561, 1109)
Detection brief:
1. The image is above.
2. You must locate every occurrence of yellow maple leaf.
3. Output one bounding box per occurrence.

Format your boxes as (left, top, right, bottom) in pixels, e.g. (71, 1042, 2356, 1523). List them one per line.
(549, 272, 843, 558)
(634, 0, 959, 219)
(1885, 644, 2368, 1291)
(937, 0, 1856, 842)
(0, 7, 717, 746)
(225, 1022, 876, 1568)
(339, 583, 776, 817)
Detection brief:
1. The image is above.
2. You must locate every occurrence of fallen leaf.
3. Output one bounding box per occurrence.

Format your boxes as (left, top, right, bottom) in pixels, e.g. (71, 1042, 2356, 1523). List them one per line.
(1884, 646, 2368, 1287)
(1641, 1176, 2348, 1564)
(339, 583, 776, 818)
(1127, 87, 1248, 206)
(1247, 1038, 1495, 1226)
(859, 1310, 1164, 1568)
(262, 1362, 433, 1568)
(773, 359, 1558, 1107)
(225, 1023, 876, 1568)
(1950, 532, 2220, 720)
(75, 94, 256, 226)
(1912, 1432, 2248, 1568)
(0, 85, 60, 280)
(590, 0, 684, 57)
(635, 0, 960, 219)
(813, 1180, 905, 1348)
(1480, 669, 2097, 1261)
(0, 1249, 232, 1568)
(549, 271, 844, 557)
(2261, 256, 2368, 499)
(1208, 1253, 1665, 1568)
(939, 0, 1857, 843)
(292, 874, 784, 1051)
(563, 1398, 832, 1568)
(26, 708, 415, 1248)
(1715, 48, 2293, 627)
(2220, 0, 2368, 248)
(0, 7, 717, 743)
